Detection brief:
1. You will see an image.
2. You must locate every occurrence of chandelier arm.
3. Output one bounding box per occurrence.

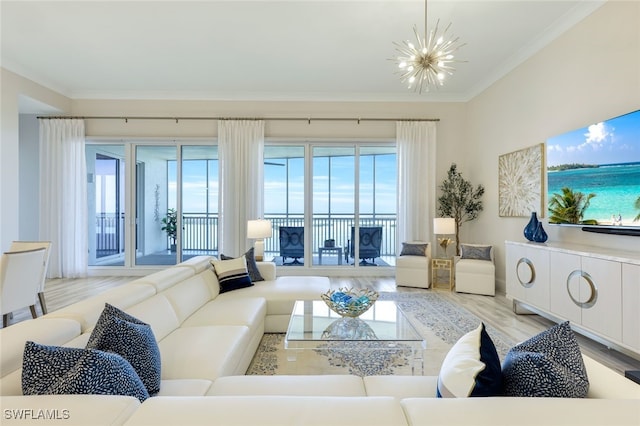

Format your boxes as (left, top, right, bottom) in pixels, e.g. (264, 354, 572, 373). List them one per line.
(424, 0, 428, 36)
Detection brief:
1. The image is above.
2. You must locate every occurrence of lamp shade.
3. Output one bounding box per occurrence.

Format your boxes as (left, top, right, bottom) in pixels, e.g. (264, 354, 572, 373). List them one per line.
(433, 218, 455, 235)
(247, 219, 272, 239)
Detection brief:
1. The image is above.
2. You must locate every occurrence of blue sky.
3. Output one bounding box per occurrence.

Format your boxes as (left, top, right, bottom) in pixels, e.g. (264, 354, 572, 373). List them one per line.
(173, 152, 397, 215)
(546, 109, 640, 167)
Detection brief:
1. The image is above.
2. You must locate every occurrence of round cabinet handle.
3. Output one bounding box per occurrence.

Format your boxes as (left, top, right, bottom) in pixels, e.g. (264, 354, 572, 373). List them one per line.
(566, 270, 598, 309)
(516, 258, 535, 288)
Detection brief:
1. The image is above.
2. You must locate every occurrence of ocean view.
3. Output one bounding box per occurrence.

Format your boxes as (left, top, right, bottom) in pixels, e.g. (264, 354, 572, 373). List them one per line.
(547, 162, 640, 225)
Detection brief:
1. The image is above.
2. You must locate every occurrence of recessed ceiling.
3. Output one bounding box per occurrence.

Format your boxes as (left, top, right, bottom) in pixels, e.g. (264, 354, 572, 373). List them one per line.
(1, 1, 605, 103)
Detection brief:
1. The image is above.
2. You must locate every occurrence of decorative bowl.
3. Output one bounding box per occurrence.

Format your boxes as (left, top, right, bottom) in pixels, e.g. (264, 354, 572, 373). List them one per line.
(321, 288, 379, 318)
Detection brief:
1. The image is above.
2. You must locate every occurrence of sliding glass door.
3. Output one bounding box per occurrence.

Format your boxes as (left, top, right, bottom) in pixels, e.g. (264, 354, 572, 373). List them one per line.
(87, 140, 217, 268)
(264, 142, 397, 268)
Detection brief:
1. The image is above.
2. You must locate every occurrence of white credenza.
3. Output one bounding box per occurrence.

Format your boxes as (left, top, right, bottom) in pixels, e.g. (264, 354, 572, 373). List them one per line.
(505, 240, 640, 357)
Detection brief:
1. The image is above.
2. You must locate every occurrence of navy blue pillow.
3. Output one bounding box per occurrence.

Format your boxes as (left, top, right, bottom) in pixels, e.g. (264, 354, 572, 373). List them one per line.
(22, 341, 148, 402)
(86, 303, 161, 395)
(502, 321, 589, 398)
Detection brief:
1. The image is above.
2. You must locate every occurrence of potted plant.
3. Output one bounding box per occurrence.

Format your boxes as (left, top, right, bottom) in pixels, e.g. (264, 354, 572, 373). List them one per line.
(161, 208, 178, 252)
(437, 164, 485, 256)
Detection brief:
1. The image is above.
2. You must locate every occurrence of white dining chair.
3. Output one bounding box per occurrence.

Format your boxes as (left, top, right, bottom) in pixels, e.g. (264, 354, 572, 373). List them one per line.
(0, 247, 48, 327)
(9, 241, 51, 314)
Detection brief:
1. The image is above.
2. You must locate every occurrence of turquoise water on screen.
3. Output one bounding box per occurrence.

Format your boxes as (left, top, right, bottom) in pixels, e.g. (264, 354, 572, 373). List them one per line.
(547, 162, 640, 224)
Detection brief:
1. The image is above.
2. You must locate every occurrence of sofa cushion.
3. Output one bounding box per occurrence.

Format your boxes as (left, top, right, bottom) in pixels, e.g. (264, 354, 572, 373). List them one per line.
(220, 247, 264, 282)
(45, 283, 157, 332)
(400, 242, 429, 256)
(502, 321, 589, 398)
(364, 375, 439, 399)
(158, 326, 250, 380)
(1, 395, 141, 426)
(211, 256, 253, 293)
(124, 396, 407, 426)
(86, 304, 161, 395)
(207, 375, 367, 396)
(401, 398, 640, 426)
(181, 297, 266, 332)
(437, 323, 503, 397)
(460, 244, 492, 261)
(22, 341, 149, 402)
(126, 295, 181, 341)
(161, 271, 218, 323)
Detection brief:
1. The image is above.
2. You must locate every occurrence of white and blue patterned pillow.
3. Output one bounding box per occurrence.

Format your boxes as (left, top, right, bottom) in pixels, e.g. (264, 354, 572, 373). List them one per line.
(502, 321, 589, 398)
(86, 303, 161, 395)
(22, 341, 149, 402)
(460, 244, 492, 261)
(437, 323, 503, 397)
(220, 247, 265, 282)
(211, 256, 253, 293)
(400, 242, 429, 257)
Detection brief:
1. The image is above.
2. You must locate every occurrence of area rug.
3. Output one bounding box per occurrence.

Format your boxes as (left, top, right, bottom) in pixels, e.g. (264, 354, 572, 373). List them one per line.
(246, 290, 515, 377)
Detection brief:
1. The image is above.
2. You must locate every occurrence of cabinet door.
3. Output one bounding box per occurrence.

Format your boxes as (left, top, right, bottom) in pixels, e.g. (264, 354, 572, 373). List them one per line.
(506, 243, 549, 309)
(505, 243, 526, 302)
(580, 257, 621, 340)
(622, 263, 640, 351)
(550, 252, 582, 324)
(523, 246, 549, 310)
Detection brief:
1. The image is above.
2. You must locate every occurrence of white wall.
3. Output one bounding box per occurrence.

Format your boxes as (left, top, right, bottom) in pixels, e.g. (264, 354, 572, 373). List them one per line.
(18, 114, 40, 240)
(465, 1, 640, 293)
(0, 69, 70, 251)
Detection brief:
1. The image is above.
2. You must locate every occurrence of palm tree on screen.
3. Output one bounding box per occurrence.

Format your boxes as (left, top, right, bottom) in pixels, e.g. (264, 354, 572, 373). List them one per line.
(634, 196, 640, 222)
(548, 187, 598, 225)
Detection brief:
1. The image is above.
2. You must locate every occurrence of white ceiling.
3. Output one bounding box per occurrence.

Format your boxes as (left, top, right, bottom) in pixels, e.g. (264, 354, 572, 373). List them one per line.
(1, 1, 605, 105)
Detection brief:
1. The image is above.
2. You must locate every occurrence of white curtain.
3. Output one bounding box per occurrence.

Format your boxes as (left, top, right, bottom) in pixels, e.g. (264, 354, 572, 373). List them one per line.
(396, 121, 437, 250)
(39, 119, 88, 278)
(218, 120, 265, 256)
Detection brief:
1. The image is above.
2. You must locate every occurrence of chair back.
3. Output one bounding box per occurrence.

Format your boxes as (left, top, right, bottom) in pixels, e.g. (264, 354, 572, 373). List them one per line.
(279, 227, 305, 258)
(350, 226, 383, 259)
(9, 241, 51, 291)
(0, 248, 47, 315)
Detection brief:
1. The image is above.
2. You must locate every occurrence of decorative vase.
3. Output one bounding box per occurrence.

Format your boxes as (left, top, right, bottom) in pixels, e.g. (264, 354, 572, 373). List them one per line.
(532, 222, 548, 243)
(524, 212, 539, 241)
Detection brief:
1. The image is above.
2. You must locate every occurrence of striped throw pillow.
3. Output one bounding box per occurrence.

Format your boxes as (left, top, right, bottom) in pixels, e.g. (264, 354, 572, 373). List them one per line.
(211, 256, 253, 293)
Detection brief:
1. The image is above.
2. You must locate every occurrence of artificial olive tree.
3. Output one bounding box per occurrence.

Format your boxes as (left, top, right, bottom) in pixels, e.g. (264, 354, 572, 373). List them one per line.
(437, 164, 485, 255)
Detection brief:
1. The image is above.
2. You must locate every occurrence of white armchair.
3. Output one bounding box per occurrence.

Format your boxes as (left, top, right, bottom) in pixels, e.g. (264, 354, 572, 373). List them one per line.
(0, 247, 48, 326)
(455, 243, 495, 296)
(395, 242, 431, 289)
(9, 241, 51, 314)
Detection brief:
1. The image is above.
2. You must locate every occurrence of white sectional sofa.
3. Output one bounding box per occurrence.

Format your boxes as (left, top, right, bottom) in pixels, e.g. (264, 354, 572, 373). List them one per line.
(1, 256, 639, 426)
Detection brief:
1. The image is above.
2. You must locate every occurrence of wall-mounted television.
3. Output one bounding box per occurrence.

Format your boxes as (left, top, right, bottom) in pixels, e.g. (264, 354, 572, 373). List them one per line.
(546, 109, 640, 236)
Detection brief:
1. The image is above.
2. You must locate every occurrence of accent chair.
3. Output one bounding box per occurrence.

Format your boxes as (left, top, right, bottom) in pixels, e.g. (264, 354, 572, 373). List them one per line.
(279, 226, 304, 265)
(346, 226, 383, 266)
(455, 243, 496, 296)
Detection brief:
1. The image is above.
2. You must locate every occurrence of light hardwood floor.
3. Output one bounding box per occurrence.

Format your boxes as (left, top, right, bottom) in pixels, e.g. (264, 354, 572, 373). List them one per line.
(5, 274, 640, 377)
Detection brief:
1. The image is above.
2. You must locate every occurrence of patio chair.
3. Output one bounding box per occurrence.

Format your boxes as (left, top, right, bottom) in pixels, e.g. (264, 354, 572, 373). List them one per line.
(346, 226, 382, 266)
(279, 226, 304, 265)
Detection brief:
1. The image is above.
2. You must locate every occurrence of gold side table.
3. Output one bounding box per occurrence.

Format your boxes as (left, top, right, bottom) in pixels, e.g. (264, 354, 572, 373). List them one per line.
(431, 258, 454, 291)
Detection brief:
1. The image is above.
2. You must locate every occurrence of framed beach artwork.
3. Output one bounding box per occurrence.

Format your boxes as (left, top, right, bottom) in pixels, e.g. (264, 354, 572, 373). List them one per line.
(498, 143, 545, 217)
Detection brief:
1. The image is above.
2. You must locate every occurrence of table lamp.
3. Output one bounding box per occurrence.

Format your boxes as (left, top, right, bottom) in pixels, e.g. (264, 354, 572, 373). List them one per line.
(433, 218, 455, 258)
(247, 219, 272, 261)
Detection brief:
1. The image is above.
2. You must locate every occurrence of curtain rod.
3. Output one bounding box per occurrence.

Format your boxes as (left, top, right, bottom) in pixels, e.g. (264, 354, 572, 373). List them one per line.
(36, 115, 439, 123)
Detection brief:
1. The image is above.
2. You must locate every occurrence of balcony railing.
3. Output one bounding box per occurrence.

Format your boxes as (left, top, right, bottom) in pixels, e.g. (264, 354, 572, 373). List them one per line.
(95, 213, 397, 259)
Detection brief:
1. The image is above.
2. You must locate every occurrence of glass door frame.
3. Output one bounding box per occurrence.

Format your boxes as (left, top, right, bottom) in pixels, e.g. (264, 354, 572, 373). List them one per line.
(87, 137, 216, 271)
(266, 137, 396, 273)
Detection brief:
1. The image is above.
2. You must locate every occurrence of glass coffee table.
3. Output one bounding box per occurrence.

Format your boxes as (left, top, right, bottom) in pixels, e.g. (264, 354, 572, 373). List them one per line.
(285, 300, 426, 375)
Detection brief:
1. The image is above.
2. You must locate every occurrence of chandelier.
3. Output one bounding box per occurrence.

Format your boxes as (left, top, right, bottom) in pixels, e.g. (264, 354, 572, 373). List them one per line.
(392, 0, 465, 93)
